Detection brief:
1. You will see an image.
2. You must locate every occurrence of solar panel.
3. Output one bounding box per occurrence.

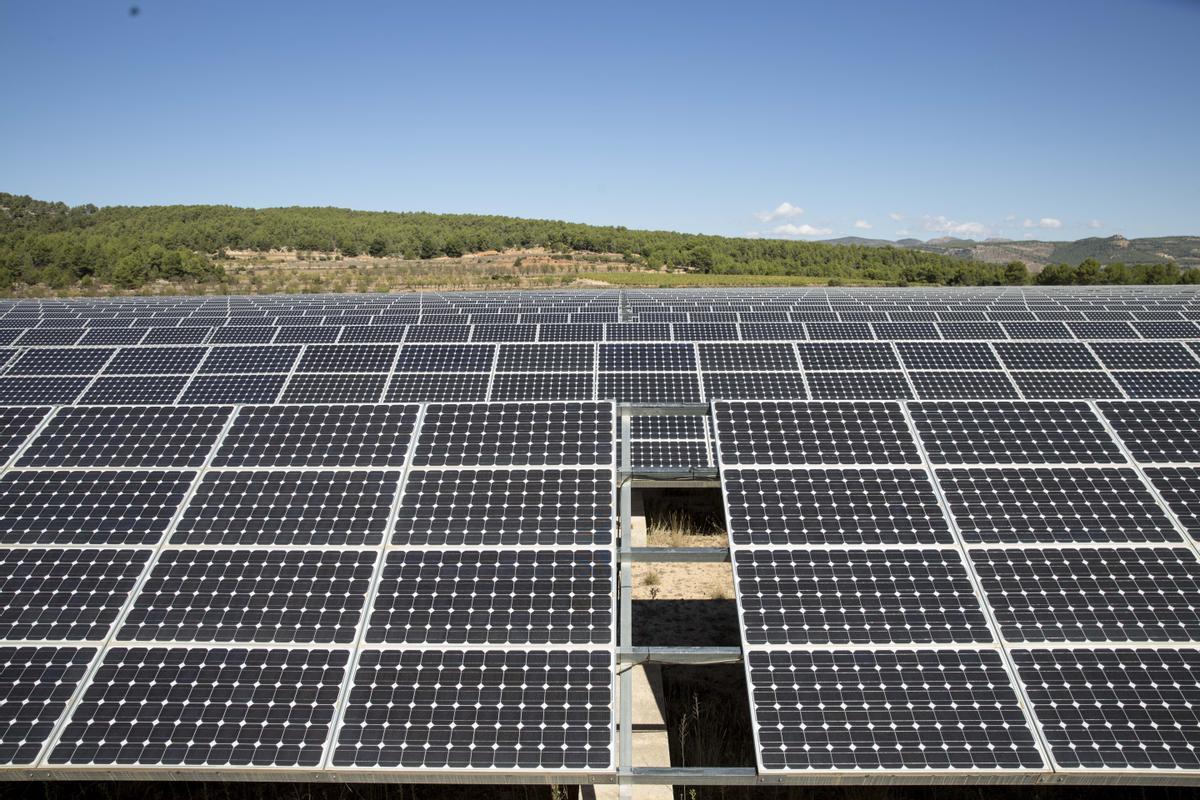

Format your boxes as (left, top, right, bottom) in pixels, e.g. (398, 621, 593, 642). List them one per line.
(331, 649, 612, 769)
(806, 371, 912, 400)
(0, 406, 49, 462)
(9, 348, 114, 376)
(19, 405, 231, 468)
(722, 468, 952, 545)
(298, 344, 397, 372)
(199, 344, 299, 373)
(971, 546, 1200, 642)
(1012, 648, 1200, 769)
(214, 403, 418, 467)
(0, 548, 149, 640)
(995, 342, 1100, 370)
(0, 377, 88, 405)
(599, 343, 695, 371)
(896, 342, 1001, 370)
(1099, 400, 1200, 462)
(366, 549, 613, 644)
(1010, 371, 1123, 399)
(385, 371, 490, 402)
(49, 647, 348, 767)
(393, 468, 613, 546)
(714, 401, 920, 465)
(734, 548, 991, 645)
(179, 373, 286, 404)
(907, 371, 1019, 399)
(1090, 341, 1198, 369)
(0, 646, 96, 765)
(1144, 467, 1200, 538)
(936, 467, 1179, 544)
(282, 373, 388, 403)
(746, 649, 1043, 770)
(395, 343, 494, 371)
(490, 372, 594, 401)
(173, 469, 399, 546)
(103, 345, 204, 374)
(497, 343, 593, 371)
(909, 401, 1124, 464)
(796, 342, 898, 370)
(0, 470, 194, 545)
(118, 549, 376, 643)
(412, 401, 612, 467)
(1114, 370, 1200, 398)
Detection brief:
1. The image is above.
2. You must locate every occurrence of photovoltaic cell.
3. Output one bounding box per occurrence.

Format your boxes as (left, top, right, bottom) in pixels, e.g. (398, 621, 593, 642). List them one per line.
(909, 401, 1124, 465)
(1144, 467, 1200, 539)
(179, 374, 286, 404)
(722, 468, 952, 546)
(214, 403, 418, 467)
(49, 647, 347, 767)
(413, 402, 613, 467)
(366, 549, 613, 645)
(119, 549, 376, 643)
(1013, 648, 1200, 769)
(0, 406, 49, 463)
(0, 646, 96, 765)
(332, 649, 612, 769)
(746, 649, 1042, 770)
(735, 548, 990, 645)
(1098, 400, 1200, 462)
(19, 405, 231, 468)
(714, 401, 919, 465)
(0, 548, 150, 640)
(173, 470, 399, 546)
(936, 467, 1179, 544)
(971, 547, 1200, 642)
(393, 468, 613, 547)
(0, 470, 193, 545)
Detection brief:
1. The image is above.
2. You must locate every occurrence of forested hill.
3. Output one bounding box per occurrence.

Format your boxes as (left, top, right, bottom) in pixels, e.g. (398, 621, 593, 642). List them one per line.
(1, 192, 1196, 292)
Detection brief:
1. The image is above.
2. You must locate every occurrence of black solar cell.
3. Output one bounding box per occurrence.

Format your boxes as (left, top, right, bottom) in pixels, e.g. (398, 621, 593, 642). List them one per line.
(332, 649, 611, 769)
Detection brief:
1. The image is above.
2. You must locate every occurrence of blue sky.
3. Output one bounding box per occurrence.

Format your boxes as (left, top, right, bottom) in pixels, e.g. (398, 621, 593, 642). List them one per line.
(2, 0, 1198, 241)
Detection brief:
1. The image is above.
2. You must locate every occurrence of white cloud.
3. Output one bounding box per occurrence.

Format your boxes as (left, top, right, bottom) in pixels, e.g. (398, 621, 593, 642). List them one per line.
(895, 229, 910, 237)
(922, 215, 989, 238)
(768, 223, 833, 237)
(888, 212, 904, 222)
(1087, 219, 1103, 229)
(754, 202, 805, 223)
(1023, 217, 1063, 229)
(853, 219, 872, 230)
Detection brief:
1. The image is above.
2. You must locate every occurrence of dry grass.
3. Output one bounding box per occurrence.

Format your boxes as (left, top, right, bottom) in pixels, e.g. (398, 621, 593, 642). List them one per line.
(0, 247, 892, 299)
(642, 568, 662, 587)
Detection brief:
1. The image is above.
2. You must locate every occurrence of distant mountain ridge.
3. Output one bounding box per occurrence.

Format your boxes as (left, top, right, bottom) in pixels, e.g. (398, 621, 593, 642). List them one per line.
(819, 234, 1200, 270)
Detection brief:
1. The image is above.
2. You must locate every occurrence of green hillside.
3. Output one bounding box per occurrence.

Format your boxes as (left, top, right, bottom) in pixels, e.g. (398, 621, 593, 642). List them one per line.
(2, 192, 1197, 293)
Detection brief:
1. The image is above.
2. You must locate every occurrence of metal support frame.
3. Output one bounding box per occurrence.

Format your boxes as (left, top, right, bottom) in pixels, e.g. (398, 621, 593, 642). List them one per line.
(615, 401, 750, 798)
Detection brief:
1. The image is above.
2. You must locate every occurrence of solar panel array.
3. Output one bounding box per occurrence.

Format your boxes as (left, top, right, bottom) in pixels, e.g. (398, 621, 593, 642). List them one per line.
(0, 329, 616, 776)
(714, 395, 1200, 777)
(1, 286, 1199, 782)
